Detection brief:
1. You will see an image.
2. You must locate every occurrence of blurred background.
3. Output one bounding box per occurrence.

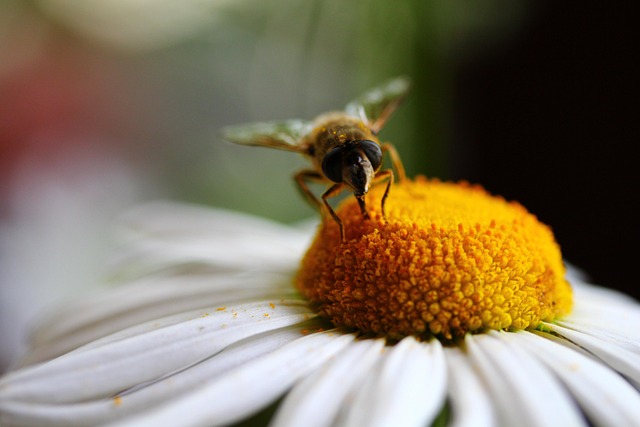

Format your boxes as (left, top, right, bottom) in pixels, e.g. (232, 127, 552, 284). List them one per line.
(1, 0, 637, 371)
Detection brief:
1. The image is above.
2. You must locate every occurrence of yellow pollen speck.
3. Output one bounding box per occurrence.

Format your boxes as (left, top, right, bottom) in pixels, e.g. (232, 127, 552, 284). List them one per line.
(295, 177, 573, 341)
(113, 396, 122, 407)
(215, 307, 226, 312)
(269, 303, 276, 309)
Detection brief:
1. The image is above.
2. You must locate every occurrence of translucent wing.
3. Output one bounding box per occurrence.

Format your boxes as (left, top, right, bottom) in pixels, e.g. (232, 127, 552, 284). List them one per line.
(345, 76, 411, 134)
(221, 119, 313, 153)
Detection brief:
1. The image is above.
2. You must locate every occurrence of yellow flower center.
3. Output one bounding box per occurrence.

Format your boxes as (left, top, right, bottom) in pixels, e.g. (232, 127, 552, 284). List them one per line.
(295, 177, 573, 341)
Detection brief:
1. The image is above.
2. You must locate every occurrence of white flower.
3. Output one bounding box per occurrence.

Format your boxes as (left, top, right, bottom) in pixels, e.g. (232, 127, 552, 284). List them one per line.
(1, 200, 640, 427)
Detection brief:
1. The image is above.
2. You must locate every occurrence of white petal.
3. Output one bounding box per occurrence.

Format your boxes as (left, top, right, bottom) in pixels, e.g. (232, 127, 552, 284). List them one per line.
(543, 322, 640, 387)
(24, 272, 296, 365)
(466, 332, 585, 427)
(0, 323, 320, 427)
(443, 346, 495, 427)
(564, 262, 590, 283)
(0, 299, 314, 403)
(555, 316, 640, 354)
(512, 330, 640, 426)
(110, 202, 311, 279)
(108, 330, 356, 427)
(338, 337, 447, 427)
(570, 279, 640, 309)
(118, 202, 311, 244)
(109, 237, 301, 279)
(270, 337, 386, 427)
(556, 281, 640, 351)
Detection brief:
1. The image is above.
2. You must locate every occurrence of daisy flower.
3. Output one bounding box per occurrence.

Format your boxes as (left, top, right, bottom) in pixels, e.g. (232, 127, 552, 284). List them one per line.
(1, 177, 639, 427)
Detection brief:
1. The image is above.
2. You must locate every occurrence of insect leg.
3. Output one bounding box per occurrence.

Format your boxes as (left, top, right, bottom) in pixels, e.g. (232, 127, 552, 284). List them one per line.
(321, 183, 347, 241)
(295, 170, 347, 240)
(381, 143, 406, 182)
(373, 169, 394, 222)
(355, 195, 369, 220)
(293, 169, 325, 211)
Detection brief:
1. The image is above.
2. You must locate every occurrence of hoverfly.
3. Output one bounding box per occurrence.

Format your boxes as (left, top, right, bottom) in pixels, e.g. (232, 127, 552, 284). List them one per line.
(222, 76, 409, 241)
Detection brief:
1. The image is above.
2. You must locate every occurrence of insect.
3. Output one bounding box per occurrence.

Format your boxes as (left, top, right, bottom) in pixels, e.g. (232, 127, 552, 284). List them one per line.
(222, 76, 409, 241)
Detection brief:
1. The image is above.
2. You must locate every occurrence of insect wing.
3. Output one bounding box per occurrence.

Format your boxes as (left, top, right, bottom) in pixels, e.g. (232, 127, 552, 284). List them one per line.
(222, 119, 312, 153)
(345, 76, 411, 134)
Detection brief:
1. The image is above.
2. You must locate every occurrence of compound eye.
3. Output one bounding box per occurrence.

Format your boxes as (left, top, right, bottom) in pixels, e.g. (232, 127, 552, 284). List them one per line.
(321, 146, 345, 183)
(359, 140, 382, 170)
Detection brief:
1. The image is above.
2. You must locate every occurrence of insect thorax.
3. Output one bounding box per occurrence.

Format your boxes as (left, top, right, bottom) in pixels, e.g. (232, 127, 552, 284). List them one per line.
(304, 112, 378, 168)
